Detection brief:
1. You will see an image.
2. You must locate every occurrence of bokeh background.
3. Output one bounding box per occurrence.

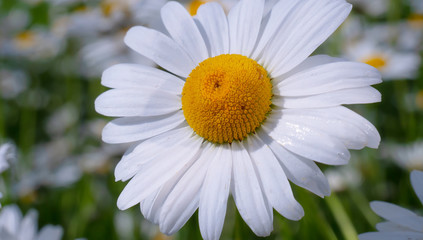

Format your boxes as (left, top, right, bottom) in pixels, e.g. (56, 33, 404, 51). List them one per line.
(0, 0, 422, 239)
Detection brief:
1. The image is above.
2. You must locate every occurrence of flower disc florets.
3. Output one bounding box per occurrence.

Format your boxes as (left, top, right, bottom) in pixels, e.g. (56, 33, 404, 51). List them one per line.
(182, 54, 272, 143)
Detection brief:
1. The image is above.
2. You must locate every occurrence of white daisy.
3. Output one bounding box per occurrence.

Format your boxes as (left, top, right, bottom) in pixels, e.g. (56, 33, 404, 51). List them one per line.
(359, 170, 423, 240)
(381, 141, 423, 170)
(0, 143, 16, 174)
(347, 0, 387, 17)
(95, 0, 381, 238)
(341, 19, 421, 80)
(0, 205, 63, 240)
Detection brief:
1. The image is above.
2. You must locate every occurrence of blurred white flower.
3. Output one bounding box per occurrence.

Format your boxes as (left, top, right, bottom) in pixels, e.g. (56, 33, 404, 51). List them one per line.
(79, 31, 154, 78)
(381, 141, 423, 170)
(410, 0, 423, 14)
(0, 205, 63, 240)
(359, 170, 423, 240)
(14, 138, 81, 197)
(45, 103, 78, 137)
(342, 19, 421, 80)
(0, 69, 28, 100)
(114, 211, 134, 240)
(1, 26, 64, 61)
(0, 143, 16, 174)
(347, 0, 387, 17)
(325, 164, 362, 192)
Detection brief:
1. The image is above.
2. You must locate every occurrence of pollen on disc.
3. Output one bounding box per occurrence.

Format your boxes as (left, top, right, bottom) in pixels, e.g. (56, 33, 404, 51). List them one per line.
(181, 54, 272, 144)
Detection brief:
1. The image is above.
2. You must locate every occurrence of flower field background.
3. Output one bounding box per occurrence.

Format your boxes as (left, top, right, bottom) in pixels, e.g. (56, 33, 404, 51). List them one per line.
(0, 0, 422, 239)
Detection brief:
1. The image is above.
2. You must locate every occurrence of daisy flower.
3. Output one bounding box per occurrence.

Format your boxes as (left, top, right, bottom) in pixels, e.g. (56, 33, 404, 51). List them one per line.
(341, 19, 421, 80)
(381, 141, 423, 170)
(95, 0, 381, 238)
(359, 170, 423, 240)
(0, 205, 63, 240)
(0, 142, 16, 173)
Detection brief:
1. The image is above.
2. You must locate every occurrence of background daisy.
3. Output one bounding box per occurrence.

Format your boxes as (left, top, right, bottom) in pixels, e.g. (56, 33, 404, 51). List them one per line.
(359, 170, 423, 240)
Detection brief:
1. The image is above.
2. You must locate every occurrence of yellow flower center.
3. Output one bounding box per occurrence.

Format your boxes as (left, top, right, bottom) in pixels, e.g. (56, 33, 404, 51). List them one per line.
(14, 31, 36, 49)
(408, 13, 423, 29)
(363, 55, 387, 69)
(101, 1, 118, 17)
(182, 54, 272, 144)
(188, 0, 207, 16)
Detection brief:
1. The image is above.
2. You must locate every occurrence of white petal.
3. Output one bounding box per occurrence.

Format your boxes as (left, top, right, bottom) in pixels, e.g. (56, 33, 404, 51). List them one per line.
(115, 126, 192, 182)
(257, 129, 330, 197)
(95, 88, 181, 117)
(411, 170, 423, 205)
(124, 26, 195, 77)
(263, 115, 351, 165)
(310, 106, 380, 149)
(273, 86, 381, 109)
(140, 152, 198, 225)
(277, 108, 371, 150)
(231, 141, 273, 237)
(35, 225, 63, 240)
(359, 232, 423, 240)
(275, 61, 382, 97)
(159, 142, 215, 235)
(246, 134, 304, 220)
(102, 111, 185, 144)
(196, 3, 229, 57)
(274, 55, 342, 82)
(370, 201, 423, 232)
(199, 145, 232, 240)
(161, 2, 208, 65)
(0, 205, 22, 235)
(228, 0, 264, 56)
(260, 0, 352, 77)
(117, 134, 202, 210)
(18, 210, 38, 240)
(102, 64, 184, 94)
(251, 0, 300, 59)
(375, 221, 413, 232)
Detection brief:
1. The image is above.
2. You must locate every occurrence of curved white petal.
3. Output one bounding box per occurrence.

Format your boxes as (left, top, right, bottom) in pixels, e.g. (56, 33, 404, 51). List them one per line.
(95, 88, 181, 117)
(263, 114, 351, 165)
(35, 225, 63, 240)
(102, 111, 185, 144)
(246, 134, 304, 220)
(274, 55, 343, 82)
(277, 108, 371, 150)
(18, 210, 38, 240)
(273, 86, 381, 109)
(140, 150, 200, 225)
(359, 232, 423, 240)
(231, 141, 273, 237)
(159, 142, 215, 235)
(375, 221, 413, 232)
(102, 64, 184, 94)
(115, 126, 192, 182)
(411, 170, 423, 205)
(161, 1, 208, 65)
(196, 3, 229, 57)
(117, 134, 202, 210)
(257, 129, 330, 197)
(199, 145, 232, 240)
(124, 26, 195, 77)
(251, 0, 300, 59)
(275, 61, 382, 97)
(228, 0, 264, 56)
(259, 0, 352, 77)
(0, 205, 22, 235)
(370, 201, 423, 232)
